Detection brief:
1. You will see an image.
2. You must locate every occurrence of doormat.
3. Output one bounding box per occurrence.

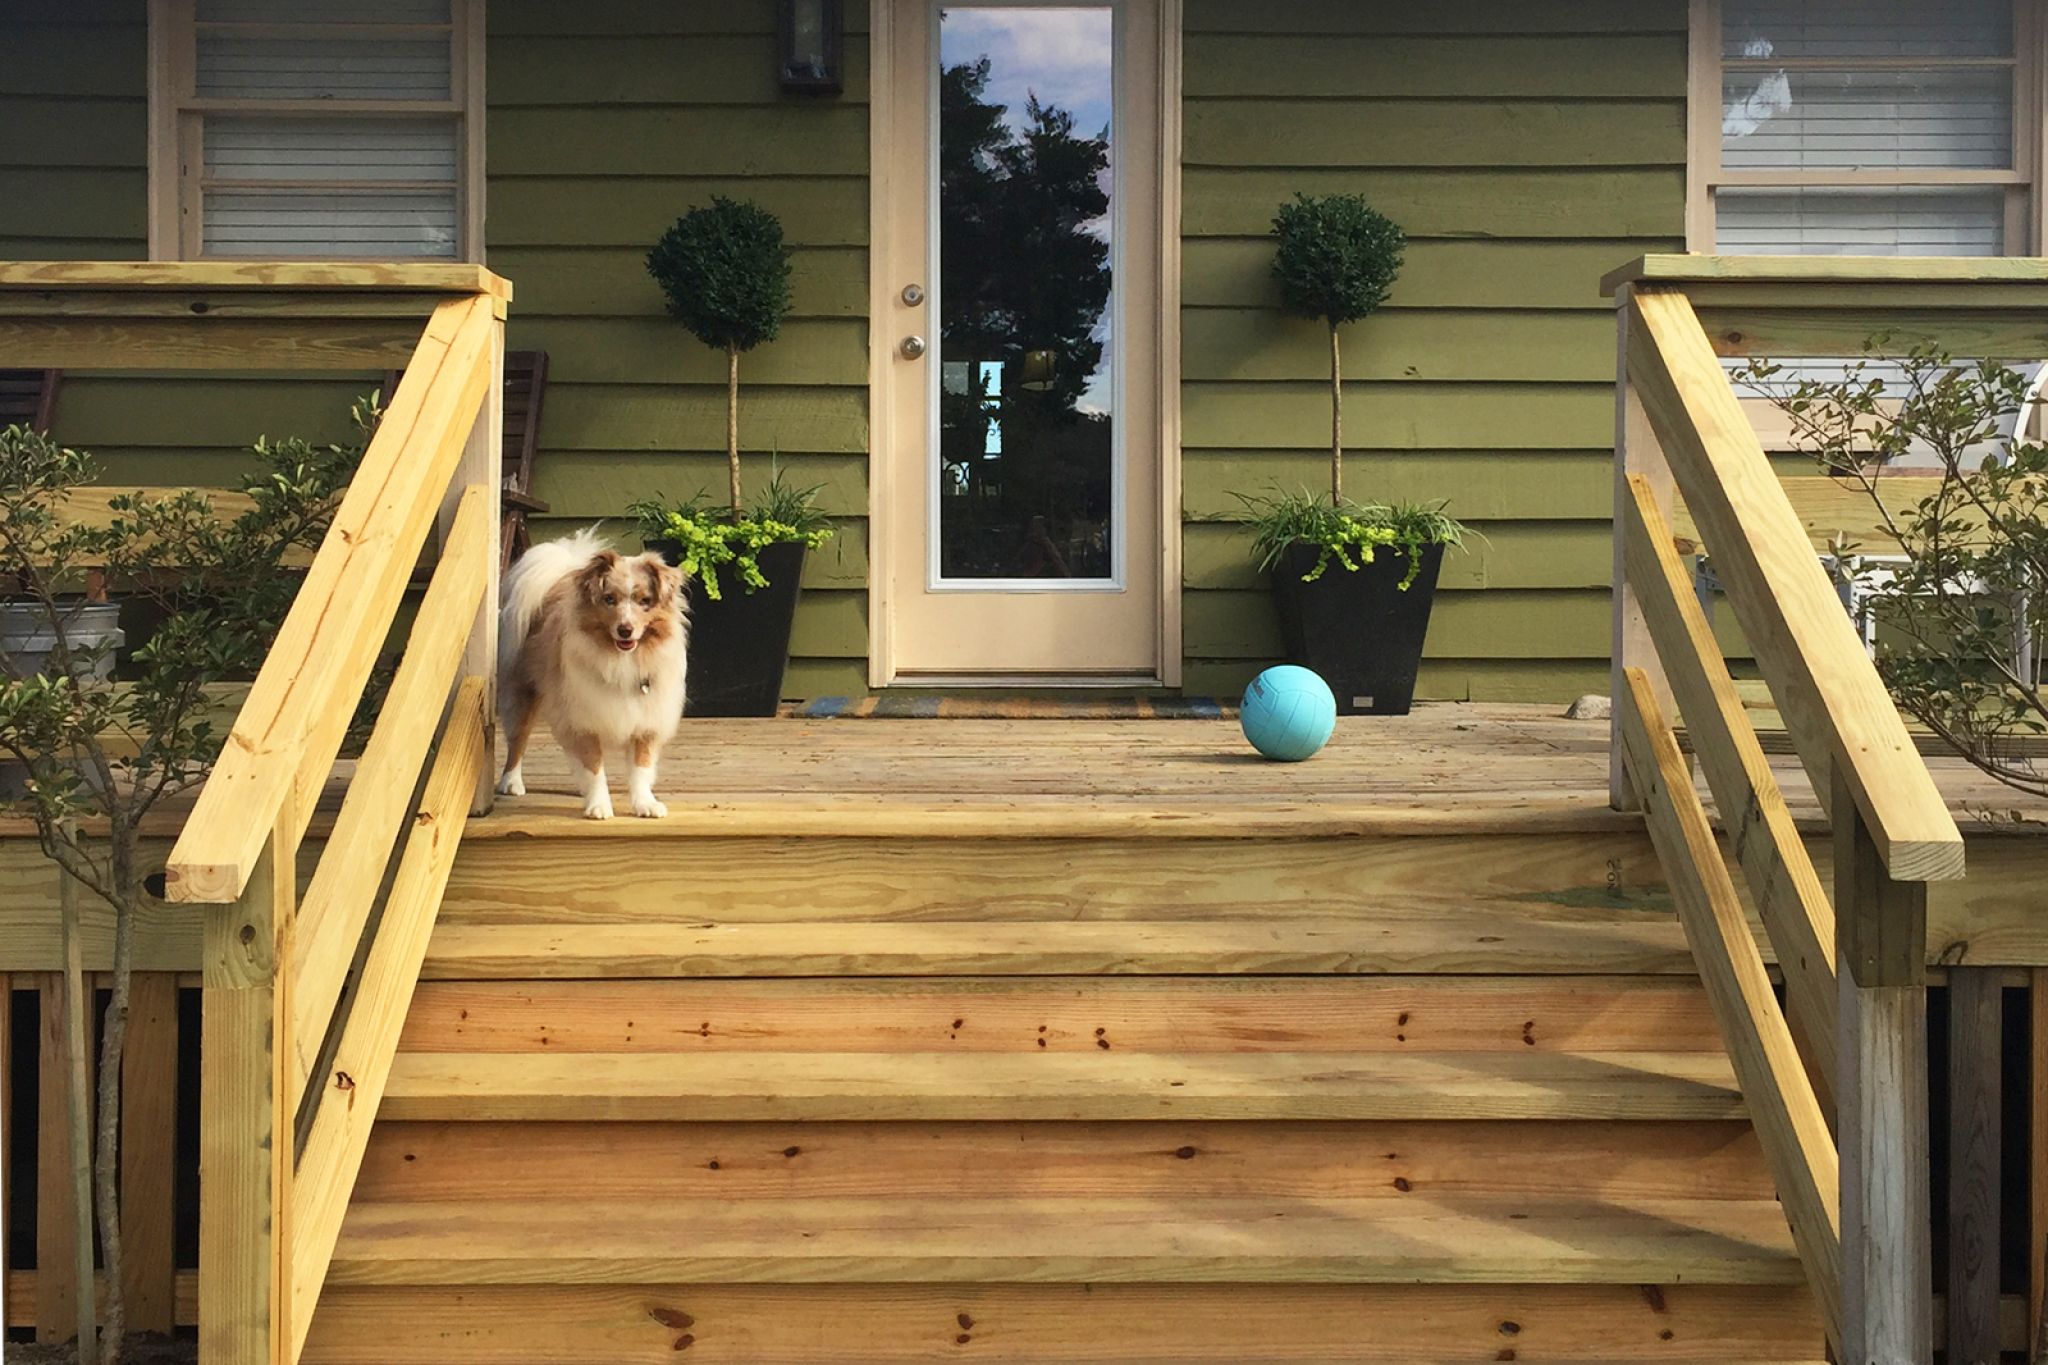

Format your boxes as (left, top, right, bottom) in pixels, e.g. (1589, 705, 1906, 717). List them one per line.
(790, 695, 1230, 719)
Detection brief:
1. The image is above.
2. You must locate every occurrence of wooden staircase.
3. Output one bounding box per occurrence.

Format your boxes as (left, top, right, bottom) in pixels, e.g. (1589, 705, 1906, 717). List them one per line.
(300, 805, 1827, 1362)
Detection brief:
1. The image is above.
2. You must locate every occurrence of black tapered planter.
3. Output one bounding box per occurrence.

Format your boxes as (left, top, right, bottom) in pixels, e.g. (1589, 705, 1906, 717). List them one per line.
(649, 538, 806, 717)
(1270, 540, 1444, 717)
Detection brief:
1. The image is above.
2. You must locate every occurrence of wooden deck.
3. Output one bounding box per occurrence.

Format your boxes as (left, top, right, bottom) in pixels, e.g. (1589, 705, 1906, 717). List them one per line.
(478, 702, 2048, 839)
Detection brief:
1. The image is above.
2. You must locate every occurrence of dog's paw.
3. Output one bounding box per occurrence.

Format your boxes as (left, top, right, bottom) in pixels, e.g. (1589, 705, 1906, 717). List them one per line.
(495, 771, 526, 797)
(630, 794, 669, 819)
(582, 793, 615, 821)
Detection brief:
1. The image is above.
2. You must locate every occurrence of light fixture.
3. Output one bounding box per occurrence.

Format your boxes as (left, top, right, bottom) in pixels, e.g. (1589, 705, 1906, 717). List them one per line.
(779, 0, 844, 95)
(1019, 349, 1058, 392)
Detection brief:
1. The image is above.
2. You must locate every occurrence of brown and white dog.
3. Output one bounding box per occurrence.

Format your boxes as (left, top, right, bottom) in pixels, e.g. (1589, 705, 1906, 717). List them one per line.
(496, 529, 688, 819)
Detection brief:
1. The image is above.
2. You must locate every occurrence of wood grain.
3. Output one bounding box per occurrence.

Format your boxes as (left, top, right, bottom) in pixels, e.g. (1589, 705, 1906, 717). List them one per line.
(303, 1282, 1826, 1363)
(291, 679, 488, 1362)
(352, 1119, 1778, 1204)
(119, 972, 179, 1336)
(396, 976, 1720, 1055)
(1945, 968, 2002, 1365)
(1615, 668, 1841, 1352)
(165, 293, 494, 905)
(378, 1049, 1746, 1123)
(1621, 474, 1837, 1108)
(326, 1194, 1804, 1287)
(290, 488, 491, 1094)
(1626, 285, 1964, 882)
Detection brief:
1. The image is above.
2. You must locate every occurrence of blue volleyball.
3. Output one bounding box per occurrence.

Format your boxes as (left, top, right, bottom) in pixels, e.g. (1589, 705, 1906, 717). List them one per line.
(1239, 665, 1337, 762)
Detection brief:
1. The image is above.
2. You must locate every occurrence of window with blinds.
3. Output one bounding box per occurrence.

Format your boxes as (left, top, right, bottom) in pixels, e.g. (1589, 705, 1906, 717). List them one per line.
(1700, 0, 2035, 256)
(150, 0, 480, 260)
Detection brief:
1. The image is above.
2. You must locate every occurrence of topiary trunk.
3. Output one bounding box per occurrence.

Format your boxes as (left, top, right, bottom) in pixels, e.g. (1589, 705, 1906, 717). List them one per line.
(1328, 323, 1343, 505)
(726, 341, 742, 521)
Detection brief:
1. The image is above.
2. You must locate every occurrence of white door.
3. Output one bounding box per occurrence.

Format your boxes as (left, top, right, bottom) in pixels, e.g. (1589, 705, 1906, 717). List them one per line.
(872, 0, 1170, 682)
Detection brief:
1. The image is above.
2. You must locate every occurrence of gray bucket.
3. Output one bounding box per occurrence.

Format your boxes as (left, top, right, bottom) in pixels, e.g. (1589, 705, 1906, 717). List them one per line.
(1, 599, 125, 682)
(1, 600, 126, 801)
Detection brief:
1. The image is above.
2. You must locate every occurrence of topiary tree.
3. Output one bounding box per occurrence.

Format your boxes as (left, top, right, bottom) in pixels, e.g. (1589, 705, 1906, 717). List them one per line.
(1272, 193, 1405, 504)
(647, 196, 795, 520)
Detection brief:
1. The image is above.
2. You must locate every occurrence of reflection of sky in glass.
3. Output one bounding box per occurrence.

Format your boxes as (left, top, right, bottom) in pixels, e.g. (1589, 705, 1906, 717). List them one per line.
(940, 8, 1113, 141)
(940, 6, 1115, 414)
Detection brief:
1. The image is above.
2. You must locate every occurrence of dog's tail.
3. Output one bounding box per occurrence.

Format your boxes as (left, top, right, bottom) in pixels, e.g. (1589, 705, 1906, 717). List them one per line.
(499, 526, 609, 676)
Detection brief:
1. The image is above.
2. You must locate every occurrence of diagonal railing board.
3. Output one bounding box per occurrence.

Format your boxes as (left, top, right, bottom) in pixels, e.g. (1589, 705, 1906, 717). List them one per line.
(1616, 668, 1844, 1355)
(1620, 475, 1838, 1113)
(288, 677, 486, 1363)
(164, 293, 494, 906)
(287, 485, 493, 1103)
(1624, 286, 1965, 884)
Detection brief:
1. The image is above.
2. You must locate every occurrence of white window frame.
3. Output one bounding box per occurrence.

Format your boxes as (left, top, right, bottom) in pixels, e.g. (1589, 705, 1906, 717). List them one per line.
(146, 0, 486, 263)
(1688, 0, 2046, 254)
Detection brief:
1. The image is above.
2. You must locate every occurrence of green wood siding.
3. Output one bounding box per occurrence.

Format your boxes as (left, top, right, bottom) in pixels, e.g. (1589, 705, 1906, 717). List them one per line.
(3, 0, 1695, 704)
(1180, 0, 1687, 701)
(491, 1, 872, 688)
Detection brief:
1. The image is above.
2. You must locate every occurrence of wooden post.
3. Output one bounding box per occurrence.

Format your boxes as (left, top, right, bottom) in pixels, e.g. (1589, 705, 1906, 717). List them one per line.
(198, 820, 296, 1365)
(443, 315, 504, 816)
(1944, 968, 2001, 1365)
(1834, 771, 1932, 1365)
(1612, 283, 1676, 810)
(37, 970, 95, 1349)
(122, 972, 180, 1336)
(2030, 968, 2048, 1354)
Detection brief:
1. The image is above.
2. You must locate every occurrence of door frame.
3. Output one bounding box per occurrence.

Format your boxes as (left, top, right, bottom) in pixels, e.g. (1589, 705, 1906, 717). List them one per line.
(866, 0, 1183, 687)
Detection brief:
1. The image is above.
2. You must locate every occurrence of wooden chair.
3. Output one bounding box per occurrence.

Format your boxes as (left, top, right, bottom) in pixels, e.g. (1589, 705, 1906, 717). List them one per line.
(389, 349, 548, 569)
(0, 367, 59, 432)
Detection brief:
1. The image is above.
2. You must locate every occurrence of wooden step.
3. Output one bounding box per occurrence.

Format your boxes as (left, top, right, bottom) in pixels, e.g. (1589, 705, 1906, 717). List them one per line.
(305, 1281, 1827, 1363)
(380, 1049, 1744, 1122)
(326, 1193, 1805, 1287)
(438, 830, 1673, 931)
(422, 911, 1694, 977)
(396, 976, 1723, 1054)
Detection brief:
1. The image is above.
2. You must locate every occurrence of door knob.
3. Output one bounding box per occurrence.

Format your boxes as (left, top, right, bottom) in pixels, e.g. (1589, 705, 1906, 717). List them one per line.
(900, 335, 927, 359)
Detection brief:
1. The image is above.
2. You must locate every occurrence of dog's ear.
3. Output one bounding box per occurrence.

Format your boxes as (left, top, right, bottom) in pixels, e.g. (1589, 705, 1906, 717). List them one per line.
(646, 555, 687, 607)
(577, 550, 619, 602)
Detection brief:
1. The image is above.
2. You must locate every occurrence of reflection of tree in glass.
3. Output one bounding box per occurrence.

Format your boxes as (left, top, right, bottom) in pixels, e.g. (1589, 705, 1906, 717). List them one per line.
(938, 55, 1114, 579)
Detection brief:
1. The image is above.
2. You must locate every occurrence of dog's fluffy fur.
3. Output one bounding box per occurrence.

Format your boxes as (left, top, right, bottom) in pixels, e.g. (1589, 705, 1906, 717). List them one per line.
(496, 528, 688, 819)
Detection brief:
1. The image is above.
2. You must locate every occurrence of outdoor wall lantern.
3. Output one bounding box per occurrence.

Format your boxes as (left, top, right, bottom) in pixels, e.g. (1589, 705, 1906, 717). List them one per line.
(779, 0, 844, 95)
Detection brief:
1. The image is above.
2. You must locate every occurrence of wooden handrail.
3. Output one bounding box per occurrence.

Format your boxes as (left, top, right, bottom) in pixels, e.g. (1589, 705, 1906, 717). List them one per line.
(1620, 475, 1839, 1113)
(287, 484, 493, 1101)
(289, 675, 488, 1361)
(1617, 667, 1843, 1352)
(1607, 254, 2002, 1363)
(1624, 285, 1964, 883)
(164, 293, 497, 905)
(3, 260, 506, 1365)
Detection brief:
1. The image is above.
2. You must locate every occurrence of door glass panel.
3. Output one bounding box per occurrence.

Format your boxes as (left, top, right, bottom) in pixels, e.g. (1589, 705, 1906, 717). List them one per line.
(936, 5, 1115, 582)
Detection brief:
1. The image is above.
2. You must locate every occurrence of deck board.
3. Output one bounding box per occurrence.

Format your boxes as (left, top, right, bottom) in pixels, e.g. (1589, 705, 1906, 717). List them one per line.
(480, 704, 2047, 838)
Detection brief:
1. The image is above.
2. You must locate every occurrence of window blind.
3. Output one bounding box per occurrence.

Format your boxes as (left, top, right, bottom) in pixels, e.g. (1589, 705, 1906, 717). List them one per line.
(1715, 187, 2005, 256)
(1723, 0, 2014, 60)
(1722, 68, 2011, 172)
(197, 36, 452, 101)
(185, 0, 463, 259)
(1715, 0, 2018, 258)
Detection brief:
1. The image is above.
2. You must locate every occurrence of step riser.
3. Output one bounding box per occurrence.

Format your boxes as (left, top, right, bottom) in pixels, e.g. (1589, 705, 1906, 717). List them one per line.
(305, 1283, 1826, 1364)
(439, 832, 1671, 926)
(398, 976, 1721, 1054)
(357, 1120, 1778, 1204)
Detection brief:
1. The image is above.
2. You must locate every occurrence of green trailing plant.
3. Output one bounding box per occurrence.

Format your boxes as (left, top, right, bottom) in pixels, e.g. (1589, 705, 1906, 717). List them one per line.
(1237, 489, 1467, 589)
(631, 467, 833, 602)
(646, 196, 795, 522)
(1271, 193, 1405, 504)
(0, 400, 376, 1362)
(1741, 339, 2047, 805)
